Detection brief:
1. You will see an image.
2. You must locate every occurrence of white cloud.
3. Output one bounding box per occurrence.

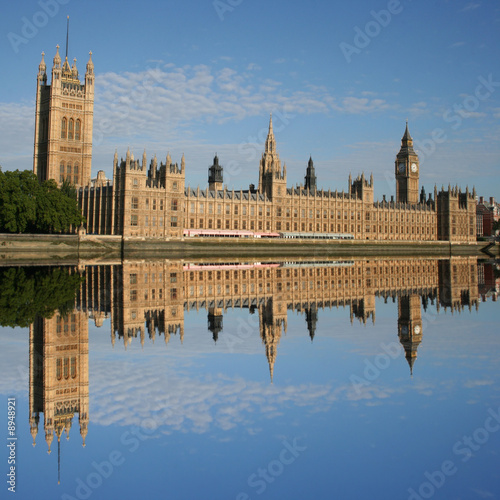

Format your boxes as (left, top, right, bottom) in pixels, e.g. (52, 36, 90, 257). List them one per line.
(449, 41, 466, 49)
(460, 3, 481, 12)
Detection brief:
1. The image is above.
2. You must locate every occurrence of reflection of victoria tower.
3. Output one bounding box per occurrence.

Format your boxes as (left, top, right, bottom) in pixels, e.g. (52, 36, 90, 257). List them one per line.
(29, 311, 89, 457)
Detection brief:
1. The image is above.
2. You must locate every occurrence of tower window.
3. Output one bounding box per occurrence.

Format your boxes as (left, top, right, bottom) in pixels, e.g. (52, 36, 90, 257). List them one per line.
(75, 120, 81, 140)
(68, 119, 74, 140)
(61, 118, 67, 139)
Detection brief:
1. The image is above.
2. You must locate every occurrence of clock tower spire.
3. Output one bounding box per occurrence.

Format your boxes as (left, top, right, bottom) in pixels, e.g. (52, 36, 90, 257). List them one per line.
(395, 121, 419, 204)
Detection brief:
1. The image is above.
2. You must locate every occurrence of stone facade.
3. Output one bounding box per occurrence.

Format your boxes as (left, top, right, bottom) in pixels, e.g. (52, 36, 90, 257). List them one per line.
(109, 117, 476, 243)
(32, 48, 477, 243)
(28, 256, 480, 451)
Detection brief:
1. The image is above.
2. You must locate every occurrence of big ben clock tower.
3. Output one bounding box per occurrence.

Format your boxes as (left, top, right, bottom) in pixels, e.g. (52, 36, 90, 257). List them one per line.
(395, 122, 419, 204)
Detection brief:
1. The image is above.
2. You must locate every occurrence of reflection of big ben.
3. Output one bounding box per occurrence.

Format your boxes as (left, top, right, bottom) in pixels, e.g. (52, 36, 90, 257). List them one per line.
(398, 295, 423, 374)
(29, 311, 89, 470)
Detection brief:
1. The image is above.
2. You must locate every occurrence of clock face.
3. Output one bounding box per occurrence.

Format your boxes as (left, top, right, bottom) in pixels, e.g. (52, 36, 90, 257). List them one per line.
(398, 163, 405, 173)
(411, 163, 418, 173)
(401, 325, 409, 335)
(414, 325, 421, 334)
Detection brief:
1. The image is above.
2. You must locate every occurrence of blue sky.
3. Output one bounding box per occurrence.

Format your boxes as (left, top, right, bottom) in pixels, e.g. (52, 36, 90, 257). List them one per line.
(1, 298, 500, 500)
(0, 0, 499, 200)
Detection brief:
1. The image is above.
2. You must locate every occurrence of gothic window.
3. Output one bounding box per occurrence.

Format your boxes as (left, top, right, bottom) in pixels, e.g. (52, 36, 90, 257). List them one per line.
(60, 163, 65, 174)
(75, 119, 81, 140)
(131, 198, 139, 210)
(56, 359, 62, 381)
(64, 358, 69, 379)
(71, 357, 77, 378)
(68, 119, 74, 140)
(67, 164, 72, 174)
(131, 215, 138, 226)
(61, 118, 67, 139)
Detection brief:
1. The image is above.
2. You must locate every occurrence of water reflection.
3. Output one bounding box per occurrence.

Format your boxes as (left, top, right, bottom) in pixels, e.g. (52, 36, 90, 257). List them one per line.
(24, 257, 498, 458)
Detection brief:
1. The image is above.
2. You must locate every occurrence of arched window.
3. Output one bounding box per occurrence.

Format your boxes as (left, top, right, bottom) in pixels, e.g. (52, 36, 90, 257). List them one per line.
(75, 119, 81, 140)
(71, 357, 77, 378)
(61, 117, 67, 139)
(63, 358, 69, 380)
(73, 164, 79, 185)
(68, 119, 74, 140)
(56, 359, 62, 380)
(60, 162, 65, 183)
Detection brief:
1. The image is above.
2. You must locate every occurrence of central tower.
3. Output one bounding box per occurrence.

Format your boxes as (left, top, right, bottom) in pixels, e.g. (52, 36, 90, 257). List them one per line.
(258, 114, 286, 200)
(395, 122, 419, 204)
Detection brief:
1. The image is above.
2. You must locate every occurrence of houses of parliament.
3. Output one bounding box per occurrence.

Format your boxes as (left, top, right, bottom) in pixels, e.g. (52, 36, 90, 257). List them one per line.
(26, 42, 487, 469)
(28, 255, 490, 458)
(32, 46, 477, 243)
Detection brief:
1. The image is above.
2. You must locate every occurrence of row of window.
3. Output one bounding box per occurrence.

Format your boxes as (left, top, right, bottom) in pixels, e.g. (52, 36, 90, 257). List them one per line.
(61, 117, 82, 140)
(186, 202, 434, 223)
(59, 162, 79, 185)
(56, 357, 77, 380)
(130, 198, 176, 211)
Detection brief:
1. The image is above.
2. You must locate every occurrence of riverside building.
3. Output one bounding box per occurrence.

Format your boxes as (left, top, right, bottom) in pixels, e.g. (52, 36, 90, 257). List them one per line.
(33, 48, 477, 243)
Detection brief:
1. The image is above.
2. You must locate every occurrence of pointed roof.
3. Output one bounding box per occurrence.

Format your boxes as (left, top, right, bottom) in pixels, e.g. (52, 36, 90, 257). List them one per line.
(86, 51, 94, 73)
(38, 52, 46, 74)
(398, 121, 416, 156)
(53, 45, 61, 68)
(402, 120, 412, 141)
(265, 113, 277, 155)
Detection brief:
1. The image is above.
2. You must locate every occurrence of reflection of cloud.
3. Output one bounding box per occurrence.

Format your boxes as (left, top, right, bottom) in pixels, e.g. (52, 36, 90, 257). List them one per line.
(464, 379, 494, 388)
(0, 331, 29, 397)
(91, 351, 460, 435)
(90, 357, 344, 434)
(460, 3, 480, 12)
(470, 489, 495, 498)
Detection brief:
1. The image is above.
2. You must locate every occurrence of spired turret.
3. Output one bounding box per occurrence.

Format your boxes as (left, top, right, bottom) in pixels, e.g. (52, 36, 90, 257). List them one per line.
(208, 154, 224, 192)
(258, 114, 286, 200)
(304, 156, 317, 195)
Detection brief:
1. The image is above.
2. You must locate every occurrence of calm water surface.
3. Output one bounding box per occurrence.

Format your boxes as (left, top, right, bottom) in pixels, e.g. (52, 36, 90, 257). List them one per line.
(1, 257, 499, 500)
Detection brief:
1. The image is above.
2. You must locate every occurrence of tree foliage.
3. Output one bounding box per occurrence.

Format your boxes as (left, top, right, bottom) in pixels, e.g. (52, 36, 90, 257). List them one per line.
(0, 169, 84, 233)
(0, 267, 84, 328)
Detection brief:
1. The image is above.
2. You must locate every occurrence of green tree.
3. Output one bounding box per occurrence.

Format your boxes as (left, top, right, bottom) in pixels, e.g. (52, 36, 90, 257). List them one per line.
(35, 179, 84, 233)
(0, 169, 38, 232)
(0, 169, 84, 234)
(0, 267, 84, 328)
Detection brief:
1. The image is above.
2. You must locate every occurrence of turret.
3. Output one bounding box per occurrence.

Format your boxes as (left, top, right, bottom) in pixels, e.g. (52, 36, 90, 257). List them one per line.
(208, 154, 224, 191)
(304, 156, 317, 195)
